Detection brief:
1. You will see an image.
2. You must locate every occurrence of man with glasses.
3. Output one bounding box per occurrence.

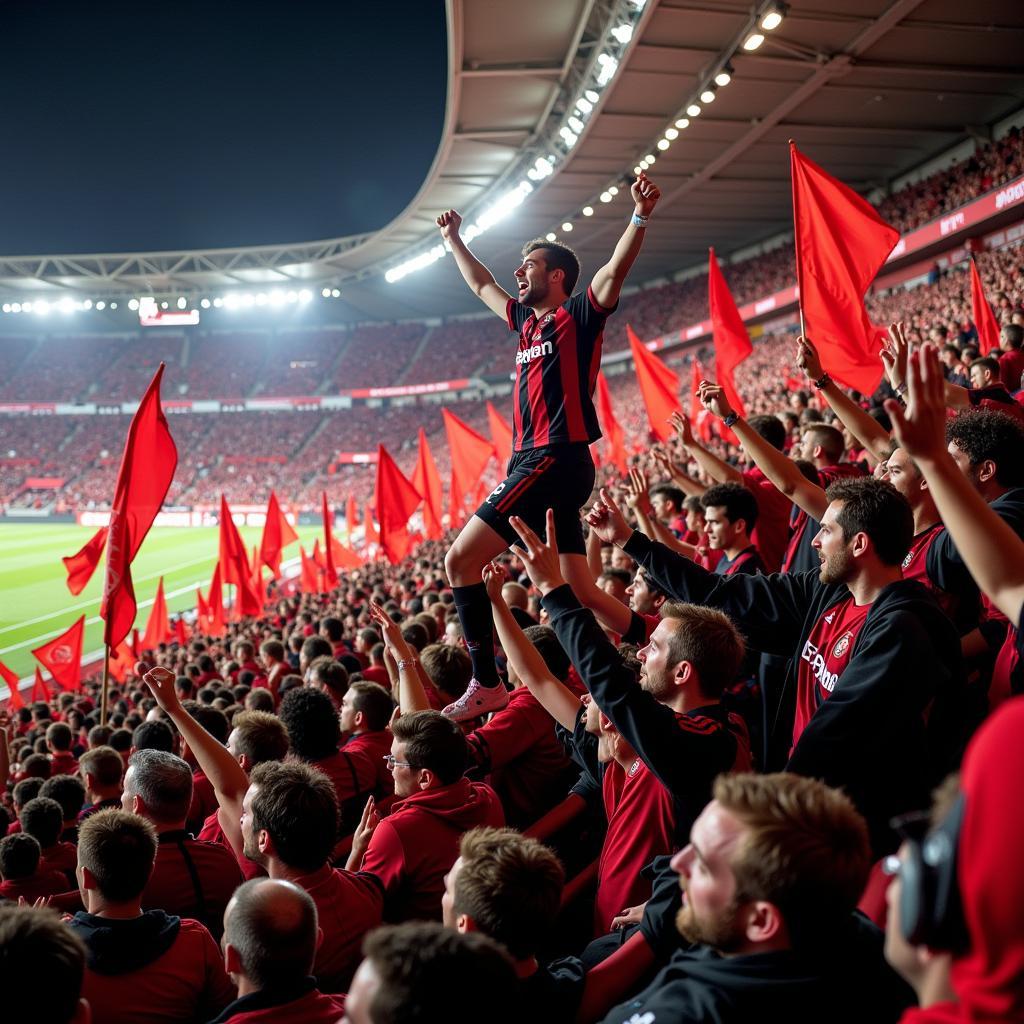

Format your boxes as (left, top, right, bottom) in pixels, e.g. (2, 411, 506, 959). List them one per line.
(347, 710, 504, 923)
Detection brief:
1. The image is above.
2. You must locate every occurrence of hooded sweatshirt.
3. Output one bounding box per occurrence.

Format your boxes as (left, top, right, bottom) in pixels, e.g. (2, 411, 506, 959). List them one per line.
(357, 777, 504, 922)
(68, 910, 235, 1023)
(900, 696, 1024, 1023)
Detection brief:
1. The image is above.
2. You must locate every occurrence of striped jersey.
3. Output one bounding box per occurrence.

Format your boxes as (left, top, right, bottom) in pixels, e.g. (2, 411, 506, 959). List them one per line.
(506, 286, 615, 452)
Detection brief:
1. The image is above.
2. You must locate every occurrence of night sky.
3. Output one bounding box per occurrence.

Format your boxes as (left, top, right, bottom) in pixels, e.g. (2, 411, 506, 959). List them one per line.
(0, 1, 447, 255)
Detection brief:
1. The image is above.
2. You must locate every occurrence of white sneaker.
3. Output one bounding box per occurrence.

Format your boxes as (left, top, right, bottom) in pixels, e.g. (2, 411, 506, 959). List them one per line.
(442, 678, 509, 722)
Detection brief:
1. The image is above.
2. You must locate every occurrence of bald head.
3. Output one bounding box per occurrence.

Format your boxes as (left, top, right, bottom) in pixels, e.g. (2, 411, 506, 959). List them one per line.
(223, 878, 318, 990)
(501, 581, 529, 611)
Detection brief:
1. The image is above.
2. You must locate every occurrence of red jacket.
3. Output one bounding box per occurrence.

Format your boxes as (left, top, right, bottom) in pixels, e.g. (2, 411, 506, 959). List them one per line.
(49, 750, 79, 776)
(210, 981, 346, 1024)
(197, 810, 266, 881)
(143, 831, 243, 940)
(357, 778, 504, 922)
(0, 868, 70, 902)
(187, 769, 219, 835)
(325, 730, 395, 832)
(69, 912, 235, 1024)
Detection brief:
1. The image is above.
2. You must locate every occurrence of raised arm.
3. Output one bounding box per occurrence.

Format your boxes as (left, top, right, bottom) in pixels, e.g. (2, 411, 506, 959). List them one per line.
(888, 345, 1024, 623)
(699, 381, 828, 521)
(652, 447, 706, 497)
(589, 174, 661, 309)
(484, 562, 582, 731)
(369, 602, 431, 715)
(798, 336, 893, 465)
(670, 412, 742, 485)
(625, 466, 699, 560)
(882, 321, 969, 409)
(436, 210, 514, 319)
(140, 665, 248, 850)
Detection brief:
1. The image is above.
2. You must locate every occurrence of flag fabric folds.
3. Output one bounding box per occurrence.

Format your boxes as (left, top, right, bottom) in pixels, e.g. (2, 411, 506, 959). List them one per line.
(486, 402, 514, 469)
(595, 372, 628, 475)
(108, 642, 136, 683)
(299, 545, 320, 594)
(321, 493, 340, 590)
(100, 364, 178, 650)
(219, 496, 262, 618)
(63, 528, 107, 596)
(443, 408, 495, 514)
(790, 141, 900, 395)
(969, 256, 1001, 355)
(1, 660, 22, 709)
(375, 445, 423, 565)
(141, 577, 170, 650)
(32, 615, 85, 692)
(259, 490, 298, 576)
(411, 428, 444, 542)
(204, 563, 226, 637)
(345, 495, 358, 544)
(627, 325, 680, 442)
(31, 668, 49, 703)
(362, 505, 379, 547)
(708, 247, 752, 417)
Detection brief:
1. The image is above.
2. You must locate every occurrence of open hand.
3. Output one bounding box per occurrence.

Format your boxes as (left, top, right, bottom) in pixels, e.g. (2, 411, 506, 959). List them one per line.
(884, 344, 948, 462)
(625, 468, 652, 515)
(880, 322, 910, 392)
(369, 601, 413, 662)
(584, 488, 633, 547)
(508, 510, 566, 596)
(669, 410, 694, 446)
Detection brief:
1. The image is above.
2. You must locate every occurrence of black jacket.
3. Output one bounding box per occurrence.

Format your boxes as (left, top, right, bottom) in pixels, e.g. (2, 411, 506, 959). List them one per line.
(542, 584, 748, 845)
(623, 530, 964, 851)
(602, 912, 914, 1024)
(69, 910, 180, 974)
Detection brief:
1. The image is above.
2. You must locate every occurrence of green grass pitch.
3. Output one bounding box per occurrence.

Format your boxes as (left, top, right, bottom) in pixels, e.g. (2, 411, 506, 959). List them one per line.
(0, 522, 324, 690)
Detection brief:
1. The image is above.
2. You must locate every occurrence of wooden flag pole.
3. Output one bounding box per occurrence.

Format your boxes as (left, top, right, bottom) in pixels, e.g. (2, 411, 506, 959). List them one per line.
(100, 645, 111, 726)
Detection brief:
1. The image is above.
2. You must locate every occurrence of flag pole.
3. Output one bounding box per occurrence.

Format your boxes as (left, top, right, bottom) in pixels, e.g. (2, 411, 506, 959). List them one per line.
(100, 644, 110, 726)
(789, 140, 807, 340)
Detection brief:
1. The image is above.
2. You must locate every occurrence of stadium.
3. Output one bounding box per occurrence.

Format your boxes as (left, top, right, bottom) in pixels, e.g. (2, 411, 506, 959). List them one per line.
(1, 1, 1024, 1021)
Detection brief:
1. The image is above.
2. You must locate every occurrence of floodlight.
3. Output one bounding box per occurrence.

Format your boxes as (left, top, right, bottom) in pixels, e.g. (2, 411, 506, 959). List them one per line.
(687, 104, 701, 117)
(561, 222, 573, 232)
(743, 32, 765, 50)
(545, 232, 557, 242)
(715, 64, 734, 87)
(177, 296, 187, 309)
(583, 206, 594, 216)
(761, 3, 787, 30)
(657, 139, 670, 151)
(675, 118, 690, 129)
(665, 127, 679, 140)
(700, 88, 716, 104)
(128, 298, 140, 311)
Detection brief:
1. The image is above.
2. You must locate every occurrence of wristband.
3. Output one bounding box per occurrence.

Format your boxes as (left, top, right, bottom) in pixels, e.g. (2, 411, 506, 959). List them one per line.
(723, 411, 739, 428)
(813, 372, 831, 390)
(895, 381, 908, 396)
(631, 213, 649, 228)
(397, 658, 418, 672)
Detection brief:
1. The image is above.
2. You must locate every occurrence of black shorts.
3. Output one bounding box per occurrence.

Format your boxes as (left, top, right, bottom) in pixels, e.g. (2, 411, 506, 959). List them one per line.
(474, 443, 595, 556)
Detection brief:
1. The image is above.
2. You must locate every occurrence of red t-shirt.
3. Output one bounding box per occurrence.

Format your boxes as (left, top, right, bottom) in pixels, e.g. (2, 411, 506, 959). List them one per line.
(900, 523, 959, 619)
(187, 770, 219, 834)
(78, 918, 235, 1024)
(360, 665, 391, 687)
(742, 467, 792, 573)
(794, 596, 871, 751)
(596, 757, 675, 934)
(0, 869, 70, 902)
(998, 348, 1024, 392)
(49, 751, 79, 776)
(216, 987, 347, 1024)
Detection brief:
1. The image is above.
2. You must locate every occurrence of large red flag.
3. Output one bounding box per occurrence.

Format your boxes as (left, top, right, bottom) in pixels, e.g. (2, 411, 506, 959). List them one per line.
(376, 444, 423, 564)
(362, 505, 379, 546)
(969, 256, 1001, 355)
(345, 495, 358, 543)
(32, 615, 85, 692)
(299, 545, 320, 594)
(790, 142, 900, 395)
(63, 528, 107, 596)
(141, 577, 170, 650)
(100, 364, 178, 650)
(259, 490, 298, 576)
(196, 585, 211, 630)
(1, 660, 22, 709)
(205, 563, 226, 637)
(331, 536, 363, 570)
(595, 372, 628, 475)
(442, 408, 495, 513)
(174, 617, 188, 647)
(108, 641, 135, 683)
(708, 248, 752, 417)
(321, 493, 340, 589)
(627, 325, 680, 442)
(486, 402, 514, 468)
(219, 496, 262, 617)
(411, 428, 443, 541)
(31, 668, 49, 704)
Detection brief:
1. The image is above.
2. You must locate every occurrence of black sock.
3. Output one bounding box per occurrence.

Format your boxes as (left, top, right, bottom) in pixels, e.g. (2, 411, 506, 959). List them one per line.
(452, 582, 499, 687)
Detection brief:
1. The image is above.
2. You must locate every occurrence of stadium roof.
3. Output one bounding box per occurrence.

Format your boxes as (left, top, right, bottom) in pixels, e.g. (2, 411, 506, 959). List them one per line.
(1, 0, 1023, 322)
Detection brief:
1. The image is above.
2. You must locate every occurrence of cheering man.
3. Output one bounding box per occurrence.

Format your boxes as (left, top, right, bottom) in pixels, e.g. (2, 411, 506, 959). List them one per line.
(435, 172, 661, 721)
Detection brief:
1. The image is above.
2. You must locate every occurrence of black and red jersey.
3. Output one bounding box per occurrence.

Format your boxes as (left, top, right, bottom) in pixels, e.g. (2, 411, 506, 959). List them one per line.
(506, 287, 615, 452)
(781, 463, 865, 573)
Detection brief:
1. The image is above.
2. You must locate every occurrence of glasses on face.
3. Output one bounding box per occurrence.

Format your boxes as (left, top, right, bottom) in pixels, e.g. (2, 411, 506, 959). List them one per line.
(383, 754, 418, 770)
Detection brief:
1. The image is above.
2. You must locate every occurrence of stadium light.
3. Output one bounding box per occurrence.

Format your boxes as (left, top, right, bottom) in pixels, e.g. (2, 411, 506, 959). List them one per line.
(96, 300, 106, 310)
(596, 53, 618, 86)
(610, 24, 632, 43)
(715, 64, 734, 87)
(568, 115, 585, 134)
(686, 103, 701, 117)
(575, 97, 593, 114)
(128, 298, 140, 311)
(58, 297, 75, 314)
(664, 127, 679, 141)
(299, 289, 312, 304)
(675, 117, 690, 130)
(176, 296, 187, 309)
(700, 87, 716, 104)
(583, 205, 594, 216)
(584, 89, 599, 103)
(545, 232, 557, 242)
(657, 138, 670, 151)
(760, 2, 787, 31)
(12, 302, 22, 313)
(1, 304, 9, 313)
(561, 222, 573, 232)
(110, 302, 117, 310)
(600, 191, 612, 202)
(609, 186, 619, 195)
(743, 31, 765, 50)
(200, 298, 211, 308)
(644, 154, 655, 164)
(331, 288, 341, 298)
(213, 297, 224, 308)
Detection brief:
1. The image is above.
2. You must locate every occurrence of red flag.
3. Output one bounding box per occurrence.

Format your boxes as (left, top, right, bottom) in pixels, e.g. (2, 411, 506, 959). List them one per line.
(1, 660, 22, 710)
(627, 325, 680, 442)
(443, 408, 495, 513)
(32, 615, 85, 692)
(108, 641, 135, 682)
(196, 585, 211, 629)
(321, 493, 340, 589)
(312, 538, 326, 569)
(486, 402, 514, 468)
(595, 372, 628, 476)
(345, 495, 358, 542)
(969, 256, 1001, 355)
(331, 536, 363, 570)
(259, 490, 298, 576)
(363, 505, 379, 546)
(708, 248, 752, 418)
(790, 142, 900, 395)
(299, 545, 320, 594)
(100, 364, 178, 650)
(376, 444, 423, 564)
(205, 563, 226, 637)
(31, 668, 49, 704)
(219, 496, 262, 617)
(130, 629, 141, 661)
(174, 617, 188, 647)
(63, 528, 107, 596)
(141, 577, 170, 650)
(447, 471, 464, 531)
(411, 428, 444, 541)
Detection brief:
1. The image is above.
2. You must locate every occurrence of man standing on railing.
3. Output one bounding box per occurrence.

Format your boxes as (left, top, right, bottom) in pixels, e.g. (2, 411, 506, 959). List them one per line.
(435, 172, 661, 721)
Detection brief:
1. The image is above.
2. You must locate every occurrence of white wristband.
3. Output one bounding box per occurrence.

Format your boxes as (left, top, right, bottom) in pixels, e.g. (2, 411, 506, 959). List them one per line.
(631, 213, 649, 228)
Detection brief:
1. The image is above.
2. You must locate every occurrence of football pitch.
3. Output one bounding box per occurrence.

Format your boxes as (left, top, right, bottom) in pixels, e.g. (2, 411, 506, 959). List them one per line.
(0, 522, 323, 688)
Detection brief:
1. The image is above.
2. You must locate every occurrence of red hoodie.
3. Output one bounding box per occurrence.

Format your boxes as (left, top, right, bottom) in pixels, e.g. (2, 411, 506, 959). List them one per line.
(900, 697, 1024, 1024)
(357, 777, 504, 922)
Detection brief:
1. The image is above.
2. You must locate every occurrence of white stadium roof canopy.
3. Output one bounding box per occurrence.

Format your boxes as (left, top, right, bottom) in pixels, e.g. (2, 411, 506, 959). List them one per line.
(1, 0, 1022, 321)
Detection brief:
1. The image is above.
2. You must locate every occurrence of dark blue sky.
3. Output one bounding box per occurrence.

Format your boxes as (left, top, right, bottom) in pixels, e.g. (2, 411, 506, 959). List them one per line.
(0, 1, 447, 255)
